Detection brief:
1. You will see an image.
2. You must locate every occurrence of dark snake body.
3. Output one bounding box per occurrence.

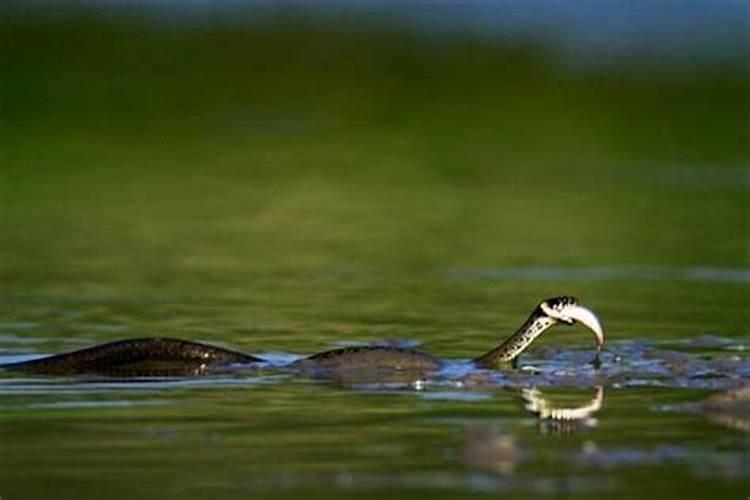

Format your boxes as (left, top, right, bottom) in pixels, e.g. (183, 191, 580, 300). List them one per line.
(292, 345, 440, 371)
(0, 297, 600, 377)
(1, 337, 260, 376)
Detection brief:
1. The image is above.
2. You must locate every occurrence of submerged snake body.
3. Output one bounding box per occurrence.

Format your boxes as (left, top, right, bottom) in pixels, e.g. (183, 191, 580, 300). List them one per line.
(292, 345, 440, 372)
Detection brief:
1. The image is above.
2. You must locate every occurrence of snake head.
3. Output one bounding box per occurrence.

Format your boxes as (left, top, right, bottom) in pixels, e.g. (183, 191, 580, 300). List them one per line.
(539, 296, 605, 353)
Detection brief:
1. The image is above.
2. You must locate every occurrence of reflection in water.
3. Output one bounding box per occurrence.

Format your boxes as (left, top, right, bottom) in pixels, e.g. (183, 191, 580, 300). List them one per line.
(463, 386, 605, 477)
(521, 386, 604, 421)
(520, 386, 605, 435)
(294, 365, 434, 387)
(574, 440, 747, 480)
(463, 427, 518, 476)
(703, 385, 750, 433)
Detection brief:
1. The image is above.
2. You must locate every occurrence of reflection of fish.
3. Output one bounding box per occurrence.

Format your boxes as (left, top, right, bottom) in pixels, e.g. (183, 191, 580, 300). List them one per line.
(1, 296, 604, 378)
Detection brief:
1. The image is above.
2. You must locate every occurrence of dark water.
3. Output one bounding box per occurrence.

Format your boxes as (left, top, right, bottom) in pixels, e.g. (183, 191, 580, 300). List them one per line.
(1, 5, 748, 499)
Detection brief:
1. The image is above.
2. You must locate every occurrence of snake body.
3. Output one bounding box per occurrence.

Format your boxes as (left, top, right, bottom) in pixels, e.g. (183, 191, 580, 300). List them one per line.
(1, 297, 604, 377)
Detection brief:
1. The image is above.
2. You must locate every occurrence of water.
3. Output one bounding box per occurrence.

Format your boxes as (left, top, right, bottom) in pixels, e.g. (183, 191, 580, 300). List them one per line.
(1, 277, 747, 499)
(0, 7, 748, 500)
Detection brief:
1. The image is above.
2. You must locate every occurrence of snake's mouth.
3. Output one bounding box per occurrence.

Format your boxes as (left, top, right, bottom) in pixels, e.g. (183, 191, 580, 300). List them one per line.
(541, 299, 605, 352)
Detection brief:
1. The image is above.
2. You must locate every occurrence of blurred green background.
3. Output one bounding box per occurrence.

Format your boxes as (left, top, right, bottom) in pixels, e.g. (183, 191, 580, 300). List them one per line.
(2, 2, 748, 293)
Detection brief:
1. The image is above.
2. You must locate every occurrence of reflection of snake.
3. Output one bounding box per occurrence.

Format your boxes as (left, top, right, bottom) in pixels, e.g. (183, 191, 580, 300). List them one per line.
(463, 386, 606, 475)
(521, 385, 605, 421)
(1, 296, 604, 377)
